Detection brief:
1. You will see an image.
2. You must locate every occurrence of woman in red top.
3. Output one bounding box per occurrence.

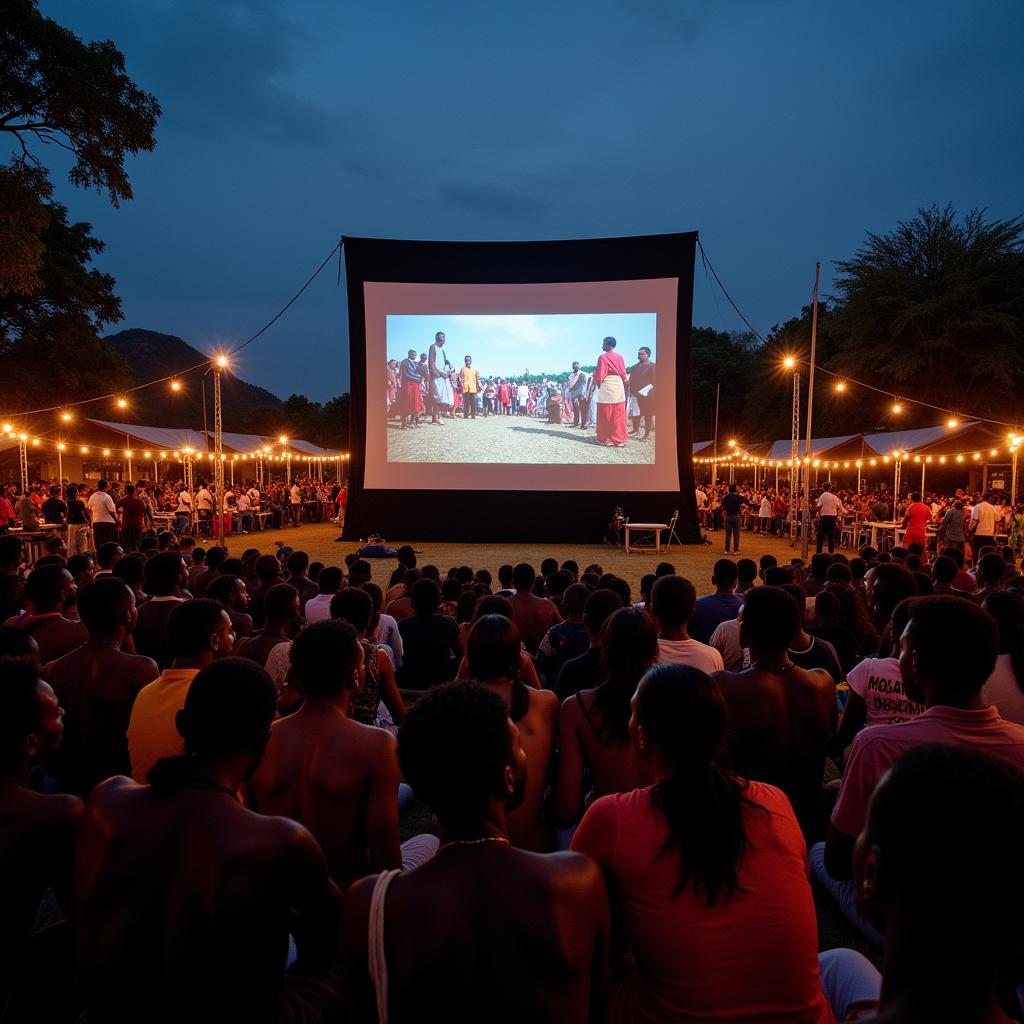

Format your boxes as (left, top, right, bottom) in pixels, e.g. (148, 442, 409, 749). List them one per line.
(573, 663, 869, 1023)
(594, 336, 629, 446)
(901, 491, 932, 551)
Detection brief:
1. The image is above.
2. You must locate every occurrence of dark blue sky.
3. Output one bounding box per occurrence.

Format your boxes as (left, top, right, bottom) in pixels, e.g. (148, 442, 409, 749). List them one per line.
(40, 0, 1024, 402)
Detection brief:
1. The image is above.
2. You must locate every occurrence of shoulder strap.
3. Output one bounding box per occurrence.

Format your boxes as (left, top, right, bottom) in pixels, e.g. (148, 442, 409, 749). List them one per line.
(578, 693, 600, 737)
(368, 868, 401, 1024)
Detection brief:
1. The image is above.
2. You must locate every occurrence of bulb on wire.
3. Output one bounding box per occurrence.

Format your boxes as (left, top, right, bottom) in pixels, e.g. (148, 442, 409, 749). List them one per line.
(892, 401, 903, 414)
(835, 381, 846, 393)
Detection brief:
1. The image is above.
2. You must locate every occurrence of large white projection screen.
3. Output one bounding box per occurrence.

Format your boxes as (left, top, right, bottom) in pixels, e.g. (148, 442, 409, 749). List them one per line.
(363, 278, 679, 492)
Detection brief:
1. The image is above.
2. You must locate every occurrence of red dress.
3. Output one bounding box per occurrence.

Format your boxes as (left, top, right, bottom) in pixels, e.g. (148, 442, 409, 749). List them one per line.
(595, 351, 628, 445)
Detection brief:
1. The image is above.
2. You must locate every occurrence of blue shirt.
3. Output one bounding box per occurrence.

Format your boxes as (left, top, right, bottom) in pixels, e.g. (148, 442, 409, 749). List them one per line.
(400, 358, 423, 384)
(690, 591, 744, 645)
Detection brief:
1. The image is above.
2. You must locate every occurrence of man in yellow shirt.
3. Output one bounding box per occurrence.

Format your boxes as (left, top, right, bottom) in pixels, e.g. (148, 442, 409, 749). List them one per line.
(459, 355, 481, 419)
(127, 599, 235, 783)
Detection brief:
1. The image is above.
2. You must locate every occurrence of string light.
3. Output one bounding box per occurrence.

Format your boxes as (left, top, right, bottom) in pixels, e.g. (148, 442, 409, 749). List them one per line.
(61, 412, 73, 422)
(170, 380, 182, 393)
(891, 401, 903, 414)
(116, 399, 128, 410)
(834, 381, 846, 393)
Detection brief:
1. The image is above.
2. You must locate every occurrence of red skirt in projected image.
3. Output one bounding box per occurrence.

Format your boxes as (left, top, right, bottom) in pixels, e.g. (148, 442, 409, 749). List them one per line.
(401, 381, 424, 414)
(596, 402, 627, 445)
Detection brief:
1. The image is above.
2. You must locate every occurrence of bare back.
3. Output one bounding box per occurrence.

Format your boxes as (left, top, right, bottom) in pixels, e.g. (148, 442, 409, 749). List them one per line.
(248, 703, 400, 886)
(714, 665, 836, 835)
(346, 846, 608, 1024)
(75, 776, 331, 1023)
(577, 690, 653, 797)
(508, 687, 559, 852)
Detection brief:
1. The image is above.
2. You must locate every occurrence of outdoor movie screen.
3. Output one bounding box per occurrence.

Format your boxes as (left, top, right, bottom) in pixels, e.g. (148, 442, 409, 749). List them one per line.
(362, 278, 680, 492)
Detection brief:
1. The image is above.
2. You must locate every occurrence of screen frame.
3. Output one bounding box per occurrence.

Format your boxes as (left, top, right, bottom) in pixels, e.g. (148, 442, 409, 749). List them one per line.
(342, 233, 701, 543)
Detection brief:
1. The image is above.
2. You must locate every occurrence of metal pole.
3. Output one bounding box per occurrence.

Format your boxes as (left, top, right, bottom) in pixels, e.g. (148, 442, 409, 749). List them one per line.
(1012, 450, 1018, 504)
(920, 461, 926, 495)
(801, 262, 820, 561)
(213, 364, 224, 546)
(57, 448, 63, 485)
(790, 371, 800, 543)
(18, 439, 28, 493)
(711, 383, 720, 489)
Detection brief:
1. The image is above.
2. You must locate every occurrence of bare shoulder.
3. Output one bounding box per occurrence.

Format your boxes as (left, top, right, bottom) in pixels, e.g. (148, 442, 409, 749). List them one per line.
(260, 810, 325, 861)
(537, 849, 606, 900)
(531, 687, 560, 714)
(85, 775, 141, 820)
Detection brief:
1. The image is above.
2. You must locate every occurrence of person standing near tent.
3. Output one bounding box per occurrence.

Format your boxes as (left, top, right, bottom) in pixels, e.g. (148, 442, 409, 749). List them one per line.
(594, 336, 628, 447)
(428, 332, 453, 425)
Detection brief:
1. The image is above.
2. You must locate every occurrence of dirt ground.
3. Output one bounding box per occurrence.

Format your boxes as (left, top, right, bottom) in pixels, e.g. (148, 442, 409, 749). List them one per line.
(385, 410, 655, 465)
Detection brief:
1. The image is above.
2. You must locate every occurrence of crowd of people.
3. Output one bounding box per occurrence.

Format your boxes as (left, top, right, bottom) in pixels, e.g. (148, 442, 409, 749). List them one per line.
(2, 522, 1022, 1022)
(0, 474, 347, 549)
(387, 333, 656, 446)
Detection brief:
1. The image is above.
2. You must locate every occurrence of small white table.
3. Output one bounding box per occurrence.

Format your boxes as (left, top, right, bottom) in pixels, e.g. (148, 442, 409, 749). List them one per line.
(623, 521, 669, 553)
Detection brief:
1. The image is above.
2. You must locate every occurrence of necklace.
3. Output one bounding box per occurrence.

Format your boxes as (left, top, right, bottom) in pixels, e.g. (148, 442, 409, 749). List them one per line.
(752, 660, 792, 673)
(438, 836, 510, 852)
(180, 776, 239, 801)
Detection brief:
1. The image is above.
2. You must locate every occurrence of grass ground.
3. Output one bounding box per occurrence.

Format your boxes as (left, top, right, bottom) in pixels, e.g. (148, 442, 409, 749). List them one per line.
(226, 518, 880, 960)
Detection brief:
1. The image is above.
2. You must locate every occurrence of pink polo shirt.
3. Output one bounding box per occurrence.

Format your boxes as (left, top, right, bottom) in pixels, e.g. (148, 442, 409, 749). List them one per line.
(832, 705, 1024, 838)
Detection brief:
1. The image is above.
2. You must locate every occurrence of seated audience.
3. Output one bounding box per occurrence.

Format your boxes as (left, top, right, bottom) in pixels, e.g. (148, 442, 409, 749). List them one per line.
(132, 551, 188, 669)
(250, 620, 433, 887)
(233, 582, 299, 668)
(778, 583, 844, 683)
(76, 658, 344, 1022)
(981, 590, 1024, 724)
(508, 562, 562, 655)
(713, 586, 836, 840)
(343, 681, 609, 1023)
(3, 564, 87, 665)
(44, 577, 159, 796)
(536, 582, 589, 684)
(206, 573, 254, 639)
(397, 578, 461, 689)
(555, 588, 624, 701)
(305, 564, 342, 624)
(556, 607, 658, 827)
(689, 558, 743, 644)
(463, 614, 559, 851)
(650, 574, 724, 673)
(573, 663, 874, 1023)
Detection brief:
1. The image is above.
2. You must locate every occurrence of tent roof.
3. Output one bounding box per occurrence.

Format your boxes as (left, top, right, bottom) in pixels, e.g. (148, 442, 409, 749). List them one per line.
(862, 422, 980, 455)
(767, 434, 858, 460)
(692, 440, 714, 454)
(288, 439, 343, 456)
(88, 420, 206, 451)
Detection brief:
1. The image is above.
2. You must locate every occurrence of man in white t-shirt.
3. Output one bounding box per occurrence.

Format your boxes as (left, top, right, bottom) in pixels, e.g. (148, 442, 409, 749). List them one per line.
(650, 574, 724, 675)
(236, 490, 253, 533)
(87, 478, 119, 548)
(846, 655, 924, 729)
(174, 488, 193, 535)
(970, 493, 998, 550)
(289, 482, 302, 528)
(815, 484, 844, 554)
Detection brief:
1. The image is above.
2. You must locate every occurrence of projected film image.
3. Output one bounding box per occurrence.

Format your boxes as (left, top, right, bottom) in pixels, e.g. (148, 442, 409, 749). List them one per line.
(385, 313, 658, 465)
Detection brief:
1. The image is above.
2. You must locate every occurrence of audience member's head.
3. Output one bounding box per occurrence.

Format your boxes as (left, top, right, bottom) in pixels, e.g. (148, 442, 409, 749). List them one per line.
(144, 552, 186, 598)
(330, 586, 373, 635)
(410, 578, 441, 615)
(650, 575, 697, 630)
(0, 657, 63, 774)
(77, 577, 136, 639)
(512, 563, 536, 593)
(290, 619, 362, 698)
(740, 586, 799, 657)
(166, 599, 233, 664)
(712, 559, 738, 592)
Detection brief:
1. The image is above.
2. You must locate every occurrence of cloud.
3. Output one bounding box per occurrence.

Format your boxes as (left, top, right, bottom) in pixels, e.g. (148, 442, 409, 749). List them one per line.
(450, 315, 563, 346)
(436, 180, 553, 218)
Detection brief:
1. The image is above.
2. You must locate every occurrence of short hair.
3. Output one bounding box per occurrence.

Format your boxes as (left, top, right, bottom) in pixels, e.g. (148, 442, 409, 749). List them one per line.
(762, 565, 793, 586)
(930, 555, 957, 585)
(0, 535, 23, 565)
(191, 547, 207, 563)
(255, 554, 281, 583)
(654, 561, 675, 578)
(759, 554, 778, 572)
(0, 657, 44, 769)
(866, 744, 1024, 961)
(977, 552, 1005, 586)
(397, 681, 514, 825)
(167, 599, 227, 659)
(871, 563, 919, 620)
(286, 550, 310, 574)
(112, 554, 146, 590)
(858, 546, 878, 561)
(207, 574, 243, 606)
(66, 554, 93, 579)
(736, 558, 757, 584)
(560, 583, 589, 618)
(540, 557, 558, 577)
(651, 575, 697, 628)
(264, 583, 299, 624)
(290, 620, 362, 697)
(809, 553, 832, 578)
(497, 564, 513, 586)
(317, 566, 344, 593)
(712, 559, 739, 588)
(560, 560, 578, 577)
(330, 587, 373, 633)
(410, 578, 441, 614)
(96, 541, 123, 569)
(144, 552, 184, 596)
(456, 590, 477, 624)
(603, 336, 617, 348)
(349, 559, 372, 584)
(826, 562, 852, 584)
(742, 586, 799, 654)
(512, 563, 536, 591)
(547, 569, 573, 599)
(473, 594, 514, 621)
(24, 565, 69, 611)
(77, 578, 133, 635)
(0, 628, 38, 660)
(906, 596, 997, 694)
(441, 578, 462, 602)
(584, 588, 625, 636)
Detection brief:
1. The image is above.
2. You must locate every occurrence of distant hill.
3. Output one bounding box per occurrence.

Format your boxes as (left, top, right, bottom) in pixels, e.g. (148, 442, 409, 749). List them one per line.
(105, 329, 284, 431)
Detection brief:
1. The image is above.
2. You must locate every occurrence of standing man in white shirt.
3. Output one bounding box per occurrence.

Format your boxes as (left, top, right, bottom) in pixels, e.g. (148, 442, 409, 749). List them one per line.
(970, 492, 998, 553)
(236, 489, 253, 534)
(174, 486, 193, 536)
(289, 481, 302, 528)
(87, 479, 119, 549)
(196, 481, 214, 534)
(816, 483, 844, 554)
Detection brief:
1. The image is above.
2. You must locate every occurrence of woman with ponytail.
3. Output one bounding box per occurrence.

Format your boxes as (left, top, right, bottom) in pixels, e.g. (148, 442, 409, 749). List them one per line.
(572, 663, 858, 1023)
(555, 607, 657, 827)
(982, 589, 1024, 724)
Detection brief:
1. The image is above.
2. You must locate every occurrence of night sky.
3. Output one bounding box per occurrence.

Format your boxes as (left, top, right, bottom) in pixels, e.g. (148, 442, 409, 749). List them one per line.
(39, 0, 1024, 402)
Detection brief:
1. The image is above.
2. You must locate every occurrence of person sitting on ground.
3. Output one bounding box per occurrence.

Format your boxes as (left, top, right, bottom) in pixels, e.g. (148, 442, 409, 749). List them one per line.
(689, 558, 743, 645)
(132, 551, 188, 670)
(463, 614, 559, 852)
(555, 588, 625, 701)
(44, 577, 159, 797)
(305, 564, 342, 624)
(493, 562, 515, 598)
(191, 544, 226, 598)
(807, 590, 859, 676)
(866, 562, 919, 638)
(814, 595, 1024, 944)
(343, 681, 609, 1024)
(93, 540, 123, 577)
(651, 575, 725, 674)
(113, 553, 148, 608)
(206, 573, 254, 641)
(507, 562, 562, 655)
(285, 550, 319, 611)
(736, 557, 758, 595)
(929, 553, 967, 597)
(457, 595, 543, 688)
(835, 598, 923, 758)
(77, 658, 344, 1022)
(0, 657, 83, 1022)
(778, 583, 844, 684)
(557, 607, 659, 827)
(247, 553, 283, 629)
(981, 589, 1024, 725)
(397, 578, 461, 690)
(713, 586, 836, 840)
(385, 568, 420, 622)
(364, 581, 404, 667)
(4, 563, 88, 665)
(185, 546, 207, 594)
(249, 620, 432, 888)
(384, 545, 416, 596)
(573, 663, 863, 1024)
(975, 551, 1006, 600)
(233, 582, 299, 670)
(536, 582, 590, 685)
(0, 535, 26, 622)
(327, 587, 405, 725)
(801, 553, 832, 598)
(850, 745, 1024, 1024)
(126, 599, 234, 783)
